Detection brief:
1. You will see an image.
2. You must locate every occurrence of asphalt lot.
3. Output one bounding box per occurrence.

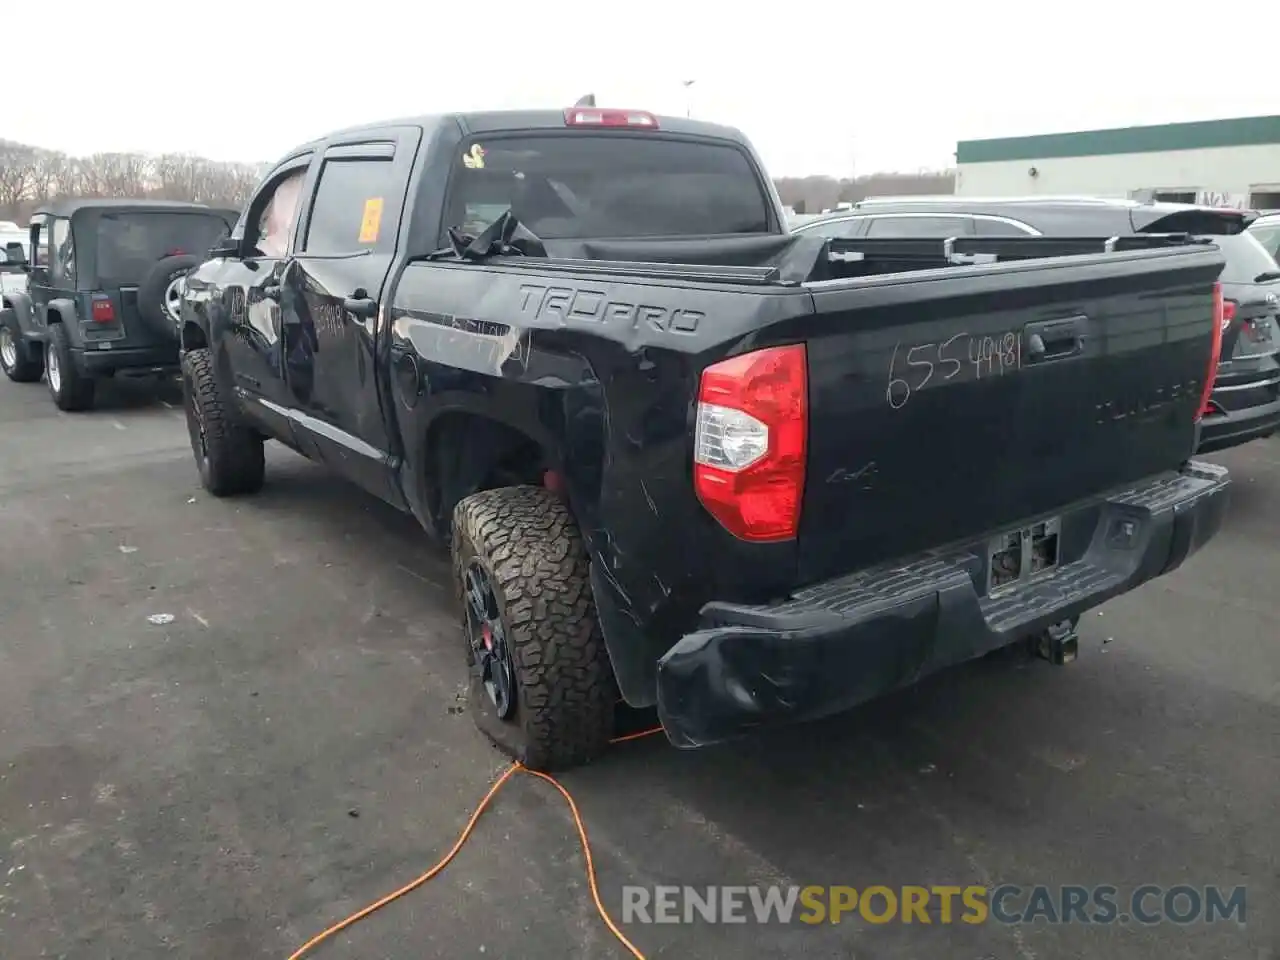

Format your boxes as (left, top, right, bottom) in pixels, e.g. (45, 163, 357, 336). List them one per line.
(0, 374, 1276, 960)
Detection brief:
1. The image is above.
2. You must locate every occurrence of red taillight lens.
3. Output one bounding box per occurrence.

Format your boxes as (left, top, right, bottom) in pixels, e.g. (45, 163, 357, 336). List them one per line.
(1197, 282, 1225, 420)
(1222, 300, 1237, 329)
(563, 107, 659, 129)
(90, 294, 116, 324)
(693, 344, 807, 542)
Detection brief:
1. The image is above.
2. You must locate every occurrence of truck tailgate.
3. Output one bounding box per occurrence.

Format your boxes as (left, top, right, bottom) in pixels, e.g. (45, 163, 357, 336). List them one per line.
(796, 246, 1225, 583)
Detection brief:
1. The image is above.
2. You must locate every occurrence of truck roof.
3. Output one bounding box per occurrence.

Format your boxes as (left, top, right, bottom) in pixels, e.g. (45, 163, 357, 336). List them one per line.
(288, 110, 751, 158)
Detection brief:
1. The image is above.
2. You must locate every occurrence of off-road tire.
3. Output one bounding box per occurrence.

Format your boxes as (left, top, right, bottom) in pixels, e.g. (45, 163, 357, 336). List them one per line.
(453, 485, 616, 771)
(46, 323, 95, 411)
(0, 313, 43, 383)
(181, 347, 265, 497)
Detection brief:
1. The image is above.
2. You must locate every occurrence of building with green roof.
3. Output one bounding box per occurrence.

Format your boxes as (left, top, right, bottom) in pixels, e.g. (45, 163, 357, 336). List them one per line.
(955, 115, 1280, 208)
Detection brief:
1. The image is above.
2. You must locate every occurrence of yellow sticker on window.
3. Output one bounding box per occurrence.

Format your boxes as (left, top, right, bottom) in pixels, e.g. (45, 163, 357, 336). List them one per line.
(462, 144, 486, 169)
(358, 197, 384, 244)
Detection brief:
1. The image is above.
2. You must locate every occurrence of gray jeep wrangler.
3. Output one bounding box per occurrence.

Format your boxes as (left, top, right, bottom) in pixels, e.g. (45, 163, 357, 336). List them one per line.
(1, 199, 236, 411)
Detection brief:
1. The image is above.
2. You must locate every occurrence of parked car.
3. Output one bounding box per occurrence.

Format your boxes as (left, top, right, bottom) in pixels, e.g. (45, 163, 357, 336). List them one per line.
(177, 108, 1230, 771)
(0, 238, 27, 296)
(795, 197, 1280, 454)
(0, 200, 236, 407)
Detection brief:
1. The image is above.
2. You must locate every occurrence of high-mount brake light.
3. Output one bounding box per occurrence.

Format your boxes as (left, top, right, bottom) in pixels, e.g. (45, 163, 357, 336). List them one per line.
(90, 294, 116, 324)
(693, 344, 807, 542)
(562, 107, 659, 129)
(1197, 282, 1225, 421)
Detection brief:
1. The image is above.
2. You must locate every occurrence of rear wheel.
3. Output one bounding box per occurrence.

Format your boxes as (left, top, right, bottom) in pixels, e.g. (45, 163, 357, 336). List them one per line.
(0, 319, 43, 383)
(452, 485, 616, 772)
(181, 347, 265, 496)
(45, 324, 95, 411)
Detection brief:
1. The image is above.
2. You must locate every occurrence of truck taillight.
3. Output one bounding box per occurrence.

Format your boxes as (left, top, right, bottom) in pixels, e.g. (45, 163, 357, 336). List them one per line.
(693, 344, 807, 542)
(1197, 282, 1225, 421)
(90, 294, 116, 324)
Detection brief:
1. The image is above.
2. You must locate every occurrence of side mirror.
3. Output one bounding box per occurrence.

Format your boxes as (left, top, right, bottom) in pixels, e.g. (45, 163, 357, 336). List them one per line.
(209, 235, 243, 259)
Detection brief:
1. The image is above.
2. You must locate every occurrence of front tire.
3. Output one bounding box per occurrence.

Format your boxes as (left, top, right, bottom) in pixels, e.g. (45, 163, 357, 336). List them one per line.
(181, 348, 265, 496)
(453, 485, 616, 772)
(45, 324, 95, 411)
(0, 318, 43, 383)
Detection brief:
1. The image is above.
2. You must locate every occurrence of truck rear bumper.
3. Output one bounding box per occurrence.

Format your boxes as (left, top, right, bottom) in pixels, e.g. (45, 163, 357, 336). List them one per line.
(75, 344, 179, 376)
(655, 461, 1230, 749)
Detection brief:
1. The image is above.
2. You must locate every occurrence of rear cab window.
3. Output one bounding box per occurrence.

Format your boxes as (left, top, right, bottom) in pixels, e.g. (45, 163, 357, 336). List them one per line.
(96, 213, 232, 285)
(443, 134, 772, 241)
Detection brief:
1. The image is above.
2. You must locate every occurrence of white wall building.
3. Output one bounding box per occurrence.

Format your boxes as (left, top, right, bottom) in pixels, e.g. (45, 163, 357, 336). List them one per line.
(955, 115, 1280, 209)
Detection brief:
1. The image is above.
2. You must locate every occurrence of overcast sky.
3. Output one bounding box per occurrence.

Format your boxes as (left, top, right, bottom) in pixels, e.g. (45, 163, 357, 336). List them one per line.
(6, 0, 1272, 177)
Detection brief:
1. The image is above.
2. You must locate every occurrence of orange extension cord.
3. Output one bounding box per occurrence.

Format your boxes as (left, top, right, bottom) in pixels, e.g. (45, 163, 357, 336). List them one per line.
(285, 725, 665, 960)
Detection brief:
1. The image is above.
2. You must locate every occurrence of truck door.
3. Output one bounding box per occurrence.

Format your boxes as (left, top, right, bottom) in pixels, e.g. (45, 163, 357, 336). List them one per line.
(203, 155, 314, 441)
(26, 215, 52, 331)
(279, 129, 422, 506)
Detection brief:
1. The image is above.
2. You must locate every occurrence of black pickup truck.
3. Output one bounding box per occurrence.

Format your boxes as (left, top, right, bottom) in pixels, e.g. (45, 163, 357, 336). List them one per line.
(177, 107, 1231, 771)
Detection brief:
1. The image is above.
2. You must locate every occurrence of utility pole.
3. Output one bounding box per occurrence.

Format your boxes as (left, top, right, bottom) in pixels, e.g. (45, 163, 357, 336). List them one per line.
(682, 80, 696, 118)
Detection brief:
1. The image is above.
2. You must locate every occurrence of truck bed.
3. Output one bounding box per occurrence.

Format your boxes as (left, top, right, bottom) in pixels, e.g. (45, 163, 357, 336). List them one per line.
(392, 232, 1227, 708)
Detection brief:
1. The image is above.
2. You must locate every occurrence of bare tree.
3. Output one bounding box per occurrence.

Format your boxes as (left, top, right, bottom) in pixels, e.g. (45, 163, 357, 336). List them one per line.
(3, 135, 952, 224)
(0, 142, 37, 212)
(29, 150, 73, 203)
(0, 137, 267, 221)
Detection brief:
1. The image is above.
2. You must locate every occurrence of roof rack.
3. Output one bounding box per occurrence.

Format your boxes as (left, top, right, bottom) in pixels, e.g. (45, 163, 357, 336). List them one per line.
(857, 194, 1141, 207)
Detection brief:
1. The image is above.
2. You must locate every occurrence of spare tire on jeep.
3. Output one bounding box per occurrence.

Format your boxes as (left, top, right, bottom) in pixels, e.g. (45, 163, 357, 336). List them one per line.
(138, 255, 199, 341)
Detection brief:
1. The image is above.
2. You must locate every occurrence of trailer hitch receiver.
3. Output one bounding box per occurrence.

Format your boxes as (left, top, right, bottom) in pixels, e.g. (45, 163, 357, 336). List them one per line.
(1034, 617, 1080, 665)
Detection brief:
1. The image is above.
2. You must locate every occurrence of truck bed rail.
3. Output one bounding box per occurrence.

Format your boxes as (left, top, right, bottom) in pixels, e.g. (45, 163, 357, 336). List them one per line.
(825, 232, 1208, 268)
(420, 232, 1217, 288)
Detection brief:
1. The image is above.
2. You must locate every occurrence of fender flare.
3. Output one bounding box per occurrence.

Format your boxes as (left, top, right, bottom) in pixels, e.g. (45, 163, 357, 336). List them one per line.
(1, 292, 37, 338)
(47, 297, 81, 326)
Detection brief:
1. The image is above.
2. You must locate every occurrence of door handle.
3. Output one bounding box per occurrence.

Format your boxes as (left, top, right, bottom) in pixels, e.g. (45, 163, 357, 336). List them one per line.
(1025, 315, 1087, 363)
(342, 296, 378, 319)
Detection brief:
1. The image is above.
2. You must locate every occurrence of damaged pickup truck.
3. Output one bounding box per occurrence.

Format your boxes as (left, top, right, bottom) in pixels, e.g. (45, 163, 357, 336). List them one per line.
(176, 107, 1231, 771)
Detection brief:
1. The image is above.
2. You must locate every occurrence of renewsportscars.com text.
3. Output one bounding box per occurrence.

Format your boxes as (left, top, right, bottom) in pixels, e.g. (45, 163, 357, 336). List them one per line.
(620, 884, 1247, 926)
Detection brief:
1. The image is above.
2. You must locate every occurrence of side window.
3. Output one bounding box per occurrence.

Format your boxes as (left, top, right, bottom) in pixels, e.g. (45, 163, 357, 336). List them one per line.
(797, 218, 861, 239)
(28, 220, 48, 271)
(246, 168, 307, 259)
(51, 218, 76, 285)
(974, 217, 1036, 237)
(865, 216, 973, 238)
(302, 158, 396, 255)
(1250, 225, 1280, 260)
